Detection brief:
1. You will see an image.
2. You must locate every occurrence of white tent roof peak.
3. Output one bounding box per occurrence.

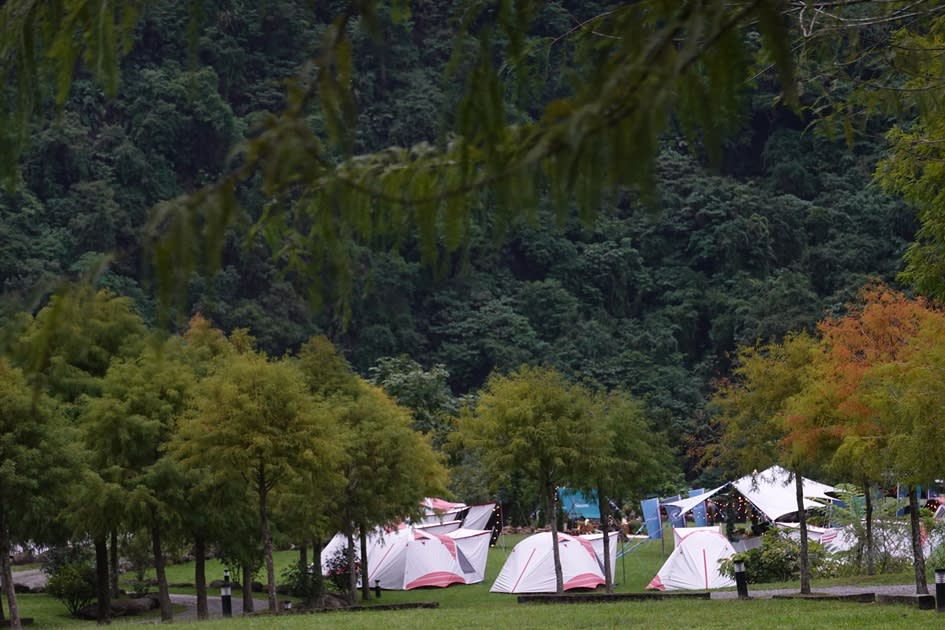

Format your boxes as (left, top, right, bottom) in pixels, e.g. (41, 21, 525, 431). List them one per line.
(661, 465, 837, 523)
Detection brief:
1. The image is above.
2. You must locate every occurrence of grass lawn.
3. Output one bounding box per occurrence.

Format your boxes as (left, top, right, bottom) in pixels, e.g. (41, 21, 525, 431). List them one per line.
(15, 530, 929, 629)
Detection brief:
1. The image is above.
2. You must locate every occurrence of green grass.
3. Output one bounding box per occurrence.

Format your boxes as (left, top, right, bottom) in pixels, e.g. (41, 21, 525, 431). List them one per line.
(22, 598, 944, 630)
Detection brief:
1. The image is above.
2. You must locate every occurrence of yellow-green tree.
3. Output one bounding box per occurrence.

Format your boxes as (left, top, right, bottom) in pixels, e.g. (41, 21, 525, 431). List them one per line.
(0, 359, 78, 630)
(329, 381, 447, 603)
(454, 365, 595, 594)
(578, 389, 677, 592)
(711, 332, 825, 594)
(171, 350, 339, 612)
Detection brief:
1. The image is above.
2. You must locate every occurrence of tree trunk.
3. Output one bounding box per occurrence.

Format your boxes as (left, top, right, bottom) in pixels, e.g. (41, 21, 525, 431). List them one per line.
(794, 471, 811, 594)
(194, 533, 208, 620)
(908, 485, 928, 594)
(345, 527, 357, 605)
(109, 529, 119, 598)
(241, 564, 254, 613)
(257, 476, 277, 612)
(863, 479, 875, 576)
(0, 513, 21, 630)
(598, 486, 613, 593)
(94, 534, 111, 625)
(359, 525, 370, 601)
(311, 538, 324, 606)
(150, 515, 173, 622)
(548, 482, 563, 594)
(299, 544, 308, 574)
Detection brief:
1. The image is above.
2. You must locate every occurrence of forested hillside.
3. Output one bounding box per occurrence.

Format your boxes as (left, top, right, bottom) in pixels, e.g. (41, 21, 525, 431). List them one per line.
(0, 0, 915, 481)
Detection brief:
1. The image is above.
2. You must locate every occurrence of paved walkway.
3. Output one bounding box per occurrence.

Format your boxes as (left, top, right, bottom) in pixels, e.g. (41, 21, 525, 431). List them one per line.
(711, 583, 922, 599)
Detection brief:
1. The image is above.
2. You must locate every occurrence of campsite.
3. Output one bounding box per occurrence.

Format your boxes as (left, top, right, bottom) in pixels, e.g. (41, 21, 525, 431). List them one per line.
(11, 523, 945, 630)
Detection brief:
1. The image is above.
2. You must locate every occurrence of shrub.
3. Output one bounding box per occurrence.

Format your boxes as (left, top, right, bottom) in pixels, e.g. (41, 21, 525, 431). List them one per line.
(280, 562, 324, 605)
(324, 546, 358, 593)
(45, 561, 97, 617)
(719, 529, 834, 583)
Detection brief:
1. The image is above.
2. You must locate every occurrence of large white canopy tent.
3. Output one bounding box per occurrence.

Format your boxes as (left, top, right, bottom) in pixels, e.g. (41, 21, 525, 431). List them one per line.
(663, 465, 837, 523)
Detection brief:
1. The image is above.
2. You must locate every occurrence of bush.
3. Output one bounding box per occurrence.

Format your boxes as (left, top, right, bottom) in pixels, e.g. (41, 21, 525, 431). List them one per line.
(719, 529, 834, 584)
(324, 546, 358, 593)
(280, 562, 323, 605)
(45, 561, 97, 617)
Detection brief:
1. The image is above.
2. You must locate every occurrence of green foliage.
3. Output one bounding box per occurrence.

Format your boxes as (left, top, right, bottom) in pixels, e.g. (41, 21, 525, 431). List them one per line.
(719, 530, 833, 584)
(45, 558, 97, 617)
(323, 545, 357, 594)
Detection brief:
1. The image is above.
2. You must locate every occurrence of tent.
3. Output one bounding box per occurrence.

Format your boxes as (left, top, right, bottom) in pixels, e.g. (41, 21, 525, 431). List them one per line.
(462, 503, 497, 530)
(419, 497, 468, 525)
(646, 528, 736, 591)
(322, 525, 492, 590)
(662, 465, 837, 523)
(446, 528, 492, 584)
(579, 531, 619, 582)
(559, 488, 600, 520)
(491, 532, 605, 593)
(402, 530, 466, 589)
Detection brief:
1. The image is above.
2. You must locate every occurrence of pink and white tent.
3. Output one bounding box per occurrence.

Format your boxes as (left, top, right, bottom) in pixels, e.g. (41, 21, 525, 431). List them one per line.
(403, 530, 466, 589)
(419, 497, 468, 525)
(491, 532, 605, 593)
(579, 531, 619, 582)
(647, 528, 736, 591)
(447, 528, 492, 584)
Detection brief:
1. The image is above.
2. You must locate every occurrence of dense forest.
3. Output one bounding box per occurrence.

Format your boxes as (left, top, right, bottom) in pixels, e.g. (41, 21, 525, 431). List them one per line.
(0, 0, 917, 485)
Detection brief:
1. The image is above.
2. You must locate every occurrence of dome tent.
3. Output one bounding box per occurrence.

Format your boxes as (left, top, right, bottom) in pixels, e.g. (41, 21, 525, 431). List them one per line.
(490, 532, 605, 594)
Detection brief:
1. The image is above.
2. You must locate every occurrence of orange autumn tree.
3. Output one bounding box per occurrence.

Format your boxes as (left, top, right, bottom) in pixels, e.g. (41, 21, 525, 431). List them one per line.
(855, 300, 945, 595)
(815, 283, 935, 584)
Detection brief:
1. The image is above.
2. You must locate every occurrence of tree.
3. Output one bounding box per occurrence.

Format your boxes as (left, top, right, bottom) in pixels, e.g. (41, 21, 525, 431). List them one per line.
(852, 297, 945, 594)
(328, 381, 447, 603)
(368, 355, 459, 447)
(0, 359, 78, 630)
(814, 284, 934, 577)
(80, 342, 194, 621)
(171, 349, 339, 612)
(710, 332, 825, 594)
(14, 288, 146, 625)
(454, 365, 594, 593)
(578, 389, 677, 592)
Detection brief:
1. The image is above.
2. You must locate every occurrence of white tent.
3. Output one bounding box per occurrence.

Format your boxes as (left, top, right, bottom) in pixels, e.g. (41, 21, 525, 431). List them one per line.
(491, 532, 605, 593)
(579, 532, 619, 582)
(647, 528, 736, 591)
(462, 503, 497, 530)
(662, 465, 837, 523)
(366, 527, 413, 589)
(402, 530, 466, 589)
(447, 528, 492, 584)
(419, 497, 468, 525)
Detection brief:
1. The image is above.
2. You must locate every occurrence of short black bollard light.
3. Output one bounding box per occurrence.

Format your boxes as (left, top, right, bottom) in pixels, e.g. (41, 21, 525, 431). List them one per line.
(734, 559, 750, 600)
(936, 568, 945, 612)
(221, 568, 233, 618)
(374, 579, 381, 598)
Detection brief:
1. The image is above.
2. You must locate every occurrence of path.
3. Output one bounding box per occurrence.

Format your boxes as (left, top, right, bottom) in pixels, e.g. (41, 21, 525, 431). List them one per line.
(711, 583, 922, 599)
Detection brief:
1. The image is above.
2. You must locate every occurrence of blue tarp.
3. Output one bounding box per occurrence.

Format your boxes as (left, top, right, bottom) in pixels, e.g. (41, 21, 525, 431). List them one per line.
(559, 488, 601, 519)
(641, 497, 662, 540)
